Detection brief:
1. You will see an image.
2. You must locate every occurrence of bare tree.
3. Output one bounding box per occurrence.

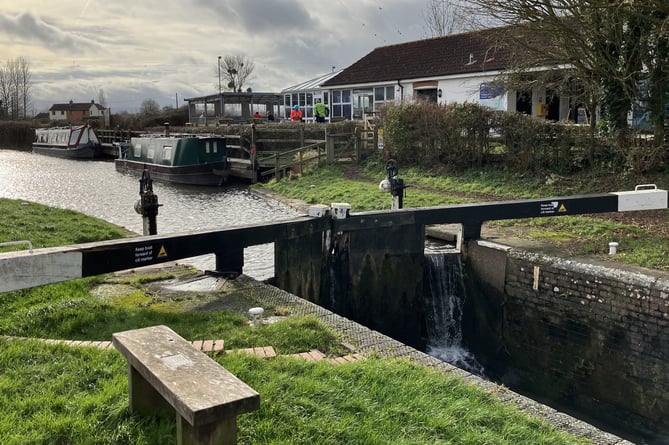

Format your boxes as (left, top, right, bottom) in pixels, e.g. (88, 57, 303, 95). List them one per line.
(0, 58, 33, 120)
(0, 64, 9, 119)
(219, 55, 255, 92)
(467, 0, 665, 145)
(97, 88, 107, 107)
(18, 57, 31, 118)
(6, 59, 20, 119)
(422, 0, 474, 37)
(139, 98, 160, 115)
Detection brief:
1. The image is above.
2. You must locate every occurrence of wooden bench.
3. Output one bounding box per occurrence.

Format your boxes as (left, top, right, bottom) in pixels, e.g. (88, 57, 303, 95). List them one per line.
(112, 325, 260, 445)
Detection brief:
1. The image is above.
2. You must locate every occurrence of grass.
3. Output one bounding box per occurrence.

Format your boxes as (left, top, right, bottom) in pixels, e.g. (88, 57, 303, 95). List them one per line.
(0, 197, 593, 443)
(0, 339, 588, 445)
(0, 277, 342, 355)
(0, 199, 128, 252)
(257, 162, 669, 270)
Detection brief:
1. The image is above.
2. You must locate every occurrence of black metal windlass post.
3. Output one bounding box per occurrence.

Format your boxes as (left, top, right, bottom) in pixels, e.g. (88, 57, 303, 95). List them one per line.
(385, 159, 407, 210)
(136, 168, 161, 235)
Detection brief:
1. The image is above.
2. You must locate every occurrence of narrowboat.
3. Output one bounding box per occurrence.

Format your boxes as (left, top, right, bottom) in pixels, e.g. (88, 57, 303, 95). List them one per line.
(33, 124, 103, 159)
(114, 133, 229, 186)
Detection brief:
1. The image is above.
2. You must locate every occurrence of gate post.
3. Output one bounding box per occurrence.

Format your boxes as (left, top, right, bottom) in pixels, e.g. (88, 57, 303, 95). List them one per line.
(214, 247, 244, 278)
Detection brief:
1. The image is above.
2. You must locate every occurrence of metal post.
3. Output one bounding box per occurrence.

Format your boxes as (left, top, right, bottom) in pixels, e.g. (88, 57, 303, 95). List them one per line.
(135, 168, 162, 235)
(387, 159, 405, 210)
(217, 56, 222, 95)
(379, 159, 406, 210)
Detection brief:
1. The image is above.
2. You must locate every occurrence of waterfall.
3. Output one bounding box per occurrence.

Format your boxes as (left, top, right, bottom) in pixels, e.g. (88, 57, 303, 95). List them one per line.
(425, 253, 484, 376)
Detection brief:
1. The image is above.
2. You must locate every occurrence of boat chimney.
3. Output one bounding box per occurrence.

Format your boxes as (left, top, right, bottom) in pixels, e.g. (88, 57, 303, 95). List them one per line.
(163, 122, 170, 137)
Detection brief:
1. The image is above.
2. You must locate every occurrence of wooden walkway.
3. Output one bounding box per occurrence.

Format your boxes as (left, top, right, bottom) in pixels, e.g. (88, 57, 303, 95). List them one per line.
(0, 335, 364, 365)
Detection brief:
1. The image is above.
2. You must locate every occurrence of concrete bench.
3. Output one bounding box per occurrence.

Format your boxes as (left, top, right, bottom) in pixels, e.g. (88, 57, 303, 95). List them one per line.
(112, 325, 260, 445)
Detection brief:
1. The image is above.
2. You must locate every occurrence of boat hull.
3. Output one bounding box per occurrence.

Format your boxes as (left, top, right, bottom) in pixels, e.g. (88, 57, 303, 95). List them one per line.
(33, 125, 104, 159)
(115, 159, 229, 186)
(32, 143, 103, 159)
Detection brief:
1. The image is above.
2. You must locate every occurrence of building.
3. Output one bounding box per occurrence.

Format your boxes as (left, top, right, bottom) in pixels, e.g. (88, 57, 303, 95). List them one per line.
(280, 70, 343, 122)
(183, 92, 281, 125)
(319, 27, 573, 122)
(49, 100, 110, 127)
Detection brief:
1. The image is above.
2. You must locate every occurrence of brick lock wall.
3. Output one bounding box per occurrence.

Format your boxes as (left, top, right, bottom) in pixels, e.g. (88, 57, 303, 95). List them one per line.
(499, 250, 669, 436)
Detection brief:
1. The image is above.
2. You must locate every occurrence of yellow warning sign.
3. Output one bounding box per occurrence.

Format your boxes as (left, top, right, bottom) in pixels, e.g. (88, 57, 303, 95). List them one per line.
(158, 245, 168, 257)
(558, 204, 567, 212)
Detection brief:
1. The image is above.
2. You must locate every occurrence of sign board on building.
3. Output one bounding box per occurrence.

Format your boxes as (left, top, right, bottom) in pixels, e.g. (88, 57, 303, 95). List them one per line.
(479, 83, 506, 111)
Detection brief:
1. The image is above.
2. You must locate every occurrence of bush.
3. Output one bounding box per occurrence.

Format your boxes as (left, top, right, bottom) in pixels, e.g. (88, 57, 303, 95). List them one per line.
(378, 101, 658, 175)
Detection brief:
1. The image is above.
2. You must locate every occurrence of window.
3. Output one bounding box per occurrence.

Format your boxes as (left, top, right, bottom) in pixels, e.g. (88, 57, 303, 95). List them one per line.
(331, 89, 352, 119)
(162, 145, 172, 161)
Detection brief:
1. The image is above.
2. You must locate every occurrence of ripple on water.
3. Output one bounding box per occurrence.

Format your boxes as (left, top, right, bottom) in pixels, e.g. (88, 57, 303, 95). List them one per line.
(0, 149, 300, 280)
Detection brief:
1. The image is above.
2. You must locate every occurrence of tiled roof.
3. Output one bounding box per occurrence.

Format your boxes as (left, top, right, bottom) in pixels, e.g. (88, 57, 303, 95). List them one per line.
(49, 102, 106, 111)
(322, 27, 512, 87)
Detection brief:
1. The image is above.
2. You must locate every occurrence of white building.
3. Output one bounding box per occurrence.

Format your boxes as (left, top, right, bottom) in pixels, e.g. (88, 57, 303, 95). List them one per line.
(318, 27, 575, 122)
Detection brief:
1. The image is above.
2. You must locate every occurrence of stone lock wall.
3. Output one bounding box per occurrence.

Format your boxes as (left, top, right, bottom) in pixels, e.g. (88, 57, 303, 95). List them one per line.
(465, 241, 669, 438)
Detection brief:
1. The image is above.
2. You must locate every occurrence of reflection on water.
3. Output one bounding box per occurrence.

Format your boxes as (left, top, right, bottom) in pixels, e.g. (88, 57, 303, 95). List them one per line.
(0, 150, 300, 280)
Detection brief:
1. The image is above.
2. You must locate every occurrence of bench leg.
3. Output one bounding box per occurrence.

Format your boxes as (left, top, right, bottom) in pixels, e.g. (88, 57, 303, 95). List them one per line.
(177, 414, 237, 445)
(128, 365, 173, 418)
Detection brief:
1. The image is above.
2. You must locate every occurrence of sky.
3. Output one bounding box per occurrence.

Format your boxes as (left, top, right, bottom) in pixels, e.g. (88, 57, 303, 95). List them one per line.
(1, 0, 429, 114)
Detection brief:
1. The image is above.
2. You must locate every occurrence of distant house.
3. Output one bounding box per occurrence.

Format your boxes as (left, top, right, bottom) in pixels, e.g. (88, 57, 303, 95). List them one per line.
(49, 100, 110, 127)
(319, 26, 574, 122)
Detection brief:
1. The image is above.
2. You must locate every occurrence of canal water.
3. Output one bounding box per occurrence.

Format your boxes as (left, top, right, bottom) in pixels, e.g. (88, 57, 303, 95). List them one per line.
(0, 149, 301, 280)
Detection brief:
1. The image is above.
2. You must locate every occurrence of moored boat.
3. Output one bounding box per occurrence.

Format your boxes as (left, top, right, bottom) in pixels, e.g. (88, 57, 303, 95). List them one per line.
(114, 132, 229, 186)
(33, 124, 103, 159)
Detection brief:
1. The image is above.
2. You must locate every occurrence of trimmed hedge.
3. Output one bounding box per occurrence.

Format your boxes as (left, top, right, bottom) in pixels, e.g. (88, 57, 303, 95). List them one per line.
(378, 102, 658, 174)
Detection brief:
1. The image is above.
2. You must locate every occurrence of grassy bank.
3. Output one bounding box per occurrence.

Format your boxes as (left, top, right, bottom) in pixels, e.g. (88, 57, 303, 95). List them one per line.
(257, 162, 669, 270)
(0, 198, 590, 444)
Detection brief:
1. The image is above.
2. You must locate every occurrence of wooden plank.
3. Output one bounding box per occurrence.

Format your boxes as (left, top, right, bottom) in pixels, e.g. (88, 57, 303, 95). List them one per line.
(112, 325, 259, 427)
(0, 249, 82, 293)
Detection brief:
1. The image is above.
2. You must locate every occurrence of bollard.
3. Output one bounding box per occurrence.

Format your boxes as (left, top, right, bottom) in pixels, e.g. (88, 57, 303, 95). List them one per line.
(135, 168, 162, 235)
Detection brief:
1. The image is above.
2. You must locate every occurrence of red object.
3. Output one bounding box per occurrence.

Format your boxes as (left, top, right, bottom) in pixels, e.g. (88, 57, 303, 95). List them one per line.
(290, 109, 303, 121)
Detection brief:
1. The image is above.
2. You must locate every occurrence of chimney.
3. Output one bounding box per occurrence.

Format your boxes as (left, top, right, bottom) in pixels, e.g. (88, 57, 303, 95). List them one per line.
(163, 122, 170, 137)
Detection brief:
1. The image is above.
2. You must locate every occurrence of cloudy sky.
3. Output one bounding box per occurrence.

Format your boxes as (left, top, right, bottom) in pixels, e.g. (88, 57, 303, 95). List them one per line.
(2, 0, 430, 114)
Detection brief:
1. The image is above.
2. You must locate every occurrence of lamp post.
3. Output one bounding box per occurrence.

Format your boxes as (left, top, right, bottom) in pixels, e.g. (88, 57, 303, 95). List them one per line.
(217, 56, 222, 95)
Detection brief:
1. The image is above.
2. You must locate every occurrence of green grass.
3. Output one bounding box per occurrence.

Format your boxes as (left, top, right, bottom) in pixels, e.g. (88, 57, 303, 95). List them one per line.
(0, 277, 342, 355)
(257, 163, 669, 270)
(0, 198, 593, 444)
(261, 164, 469, 211)
(0, 339, 587, 445)
(0, 198, 128, 252)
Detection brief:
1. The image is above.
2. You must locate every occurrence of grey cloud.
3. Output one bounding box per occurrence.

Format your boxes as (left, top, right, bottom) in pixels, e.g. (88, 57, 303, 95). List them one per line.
(193, 0, 316, 35)
(0, 12, 100, 53)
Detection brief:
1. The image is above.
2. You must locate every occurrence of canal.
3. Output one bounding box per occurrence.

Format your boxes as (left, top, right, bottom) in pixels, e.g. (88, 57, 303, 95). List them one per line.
(0, 149, 301, 280)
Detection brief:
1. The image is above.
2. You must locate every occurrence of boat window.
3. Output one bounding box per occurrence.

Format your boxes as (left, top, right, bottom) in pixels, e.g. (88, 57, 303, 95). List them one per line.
(70, 128, 81, 145)
(205, 141, 211, 154)
(133, 144, 142, 158)
(162, 145, 172, 161)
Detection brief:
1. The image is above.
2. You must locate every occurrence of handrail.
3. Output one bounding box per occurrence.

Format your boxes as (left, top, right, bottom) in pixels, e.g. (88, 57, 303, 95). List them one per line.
(0, 240, 33, 253)
(259, 141, 327, 178)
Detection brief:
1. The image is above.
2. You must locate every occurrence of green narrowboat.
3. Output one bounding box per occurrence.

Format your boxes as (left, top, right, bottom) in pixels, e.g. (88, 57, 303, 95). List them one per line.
(115, 133, 229, 186)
